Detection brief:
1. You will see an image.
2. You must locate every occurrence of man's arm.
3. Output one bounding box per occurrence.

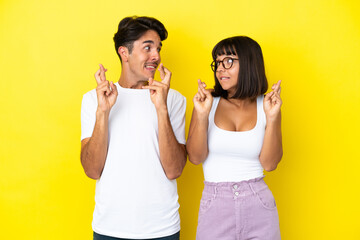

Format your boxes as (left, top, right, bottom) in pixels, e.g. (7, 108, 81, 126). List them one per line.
(81, 110, 110, 179)
(142, 64, 186, 180)
(157, 108, 187, 180)
(80, 65, 118, 179)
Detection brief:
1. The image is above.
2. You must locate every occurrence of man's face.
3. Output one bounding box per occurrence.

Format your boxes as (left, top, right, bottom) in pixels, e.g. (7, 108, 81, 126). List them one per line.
(126, 30, 162, 82)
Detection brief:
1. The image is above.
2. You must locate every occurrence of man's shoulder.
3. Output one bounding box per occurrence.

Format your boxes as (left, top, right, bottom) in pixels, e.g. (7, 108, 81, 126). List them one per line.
(82, 88, 97, 98)
(82, 88, 97, 106)
(168, 88, 185, 102)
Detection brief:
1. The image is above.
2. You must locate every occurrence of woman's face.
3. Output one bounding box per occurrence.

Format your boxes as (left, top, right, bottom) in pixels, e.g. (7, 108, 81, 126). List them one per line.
(215, 54, 240, 96)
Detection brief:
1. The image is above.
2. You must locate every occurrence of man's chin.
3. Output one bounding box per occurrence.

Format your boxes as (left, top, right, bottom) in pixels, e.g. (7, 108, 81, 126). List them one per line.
(146, 73, 156, 79)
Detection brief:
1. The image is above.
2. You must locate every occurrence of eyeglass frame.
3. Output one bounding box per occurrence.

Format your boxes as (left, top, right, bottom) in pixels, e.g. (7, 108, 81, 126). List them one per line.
(211, 57, 239, 72)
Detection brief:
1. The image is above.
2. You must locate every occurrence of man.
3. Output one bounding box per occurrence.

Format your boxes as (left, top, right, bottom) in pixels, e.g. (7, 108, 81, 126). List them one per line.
(80, 16, 187, 240)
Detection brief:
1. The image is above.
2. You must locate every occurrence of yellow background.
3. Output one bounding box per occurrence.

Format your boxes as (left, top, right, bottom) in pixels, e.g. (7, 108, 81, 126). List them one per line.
(1, 0, 359, 239)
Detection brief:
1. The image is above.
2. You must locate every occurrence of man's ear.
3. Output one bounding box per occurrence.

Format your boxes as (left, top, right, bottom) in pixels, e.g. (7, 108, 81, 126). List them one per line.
(118, 46, 129, 62)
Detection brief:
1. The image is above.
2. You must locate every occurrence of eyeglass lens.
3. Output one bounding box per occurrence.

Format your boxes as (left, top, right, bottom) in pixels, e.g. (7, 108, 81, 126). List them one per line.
(211, 57, 235, 71)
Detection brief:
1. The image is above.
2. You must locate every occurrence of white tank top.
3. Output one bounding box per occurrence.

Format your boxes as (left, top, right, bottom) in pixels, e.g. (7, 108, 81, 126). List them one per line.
(203, 95, 266, 182)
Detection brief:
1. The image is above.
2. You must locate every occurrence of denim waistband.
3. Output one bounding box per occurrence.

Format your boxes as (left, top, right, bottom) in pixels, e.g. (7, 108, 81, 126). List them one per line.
(204, 177, 264, 186)
(203, 177, 266, 198)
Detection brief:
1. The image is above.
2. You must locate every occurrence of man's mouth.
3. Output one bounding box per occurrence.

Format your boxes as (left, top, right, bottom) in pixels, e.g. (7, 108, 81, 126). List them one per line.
(144, 63, 158, 71)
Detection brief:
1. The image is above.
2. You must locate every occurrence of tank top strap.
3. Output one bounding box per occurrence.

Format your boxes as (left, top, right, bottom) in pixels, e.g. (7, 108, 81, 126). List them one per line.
(208, 97, 221, 128)
(256, 95, 266, 127)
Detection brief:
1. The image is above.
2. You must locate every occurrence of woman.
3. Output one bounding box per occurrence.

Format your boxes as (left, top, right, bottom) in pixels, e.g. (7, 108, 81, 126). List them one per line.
(186, 36, 282, 240)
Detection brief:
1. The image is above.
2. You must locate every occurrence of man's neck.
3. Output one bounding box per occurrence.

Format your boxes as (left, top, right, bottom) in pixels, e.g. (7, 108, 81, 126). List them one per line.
(118, 75, 148, 89)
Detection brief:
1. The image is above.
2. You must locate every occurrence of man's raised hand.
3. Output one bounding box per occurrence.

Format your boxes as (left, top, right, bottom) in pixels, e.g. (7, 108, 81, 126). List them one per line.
(142, 63, 171, 111)
(95, 64, 118, 113)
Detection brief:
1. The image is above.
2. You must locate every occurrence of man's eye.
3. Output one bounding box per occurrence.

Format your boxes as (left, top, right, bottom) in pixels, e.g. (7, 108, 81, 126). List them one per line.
(157, 48, 161, 52)
(144, 46, 150, 50)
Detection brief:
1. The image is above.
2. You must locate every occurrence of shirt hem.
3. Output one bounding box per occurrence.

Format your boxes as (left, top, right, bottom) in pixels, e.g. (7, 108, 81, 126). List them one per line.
(92, 226, 181, 239)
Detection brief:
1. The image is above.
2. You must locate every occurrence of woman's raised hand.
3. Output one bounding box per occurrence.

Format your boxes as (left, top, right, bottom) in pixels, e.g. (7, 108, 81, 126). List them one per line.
(193, 79, 213, 117)
(263, 80, 282, 123)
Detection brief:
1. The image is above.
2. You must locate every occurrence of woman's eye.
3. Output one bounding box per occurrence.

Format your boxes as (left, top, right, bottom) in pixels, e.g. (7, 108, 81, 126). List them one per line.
(227, 58, 233, 64)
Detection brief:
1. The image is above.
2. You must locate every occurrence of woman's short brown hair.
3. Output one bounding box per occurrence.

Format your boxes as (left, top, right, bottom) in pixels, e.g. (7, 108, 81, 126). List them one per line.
(211, 36, 268, 100)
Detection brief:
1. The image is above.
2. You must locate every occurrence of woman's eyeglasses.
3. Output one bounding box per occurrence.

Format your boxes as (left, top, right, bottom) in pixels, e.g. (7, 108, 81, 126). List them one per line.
(211, 57, 239, 72)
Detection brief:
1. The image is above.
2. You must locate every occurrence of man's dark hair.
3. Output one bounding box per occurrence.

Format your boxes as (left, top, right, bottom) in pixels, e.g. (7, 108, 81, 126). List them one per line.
(113, 16, 168, 62)
(211, 36, 268, 100)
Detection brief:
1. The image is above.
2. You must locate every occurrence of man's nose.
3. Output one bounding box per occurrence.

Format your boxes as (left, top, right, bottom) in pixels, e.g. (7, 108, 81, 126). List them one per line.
(150, 50, 160, 62)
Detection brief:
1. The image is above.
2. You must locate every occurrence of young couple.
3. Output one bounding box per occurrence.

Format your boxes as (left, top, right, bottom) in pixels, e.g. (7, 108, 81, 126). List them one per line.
(81, 16, 282, 240)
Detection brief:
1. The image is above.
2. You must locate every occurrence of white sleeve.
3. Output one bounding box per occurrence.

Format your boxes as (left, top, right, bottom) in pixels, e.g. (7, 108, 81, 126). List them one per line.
(168, 90, 186, 145)
(80, 91, 97, 141)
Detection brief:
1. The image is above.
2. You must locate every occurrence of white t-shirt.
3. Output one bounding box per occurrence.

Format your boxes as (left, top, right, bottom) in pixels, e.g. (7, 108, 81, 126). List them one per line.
(203, 96, 265, 182)
(81, 82, 186, 239)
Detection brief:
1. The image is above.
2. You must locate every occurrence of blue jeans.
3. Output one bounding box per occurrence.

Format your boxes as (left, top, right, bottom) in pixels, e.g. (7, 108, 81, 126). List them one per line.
(93, 231, 180, 240)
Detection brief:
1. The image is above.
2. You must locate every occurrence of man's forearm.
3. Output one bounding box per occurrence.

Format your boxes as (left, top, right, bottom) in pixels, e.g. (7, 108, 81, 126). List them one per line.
(157, 108, 187, 180)
(81, 110, 110, 179)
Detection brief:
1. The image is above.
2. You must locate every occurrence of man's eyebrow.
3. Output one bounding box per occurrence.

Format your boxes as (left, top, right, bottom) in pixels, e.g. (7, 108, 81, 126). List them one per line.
(142, 40, 162, 47)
